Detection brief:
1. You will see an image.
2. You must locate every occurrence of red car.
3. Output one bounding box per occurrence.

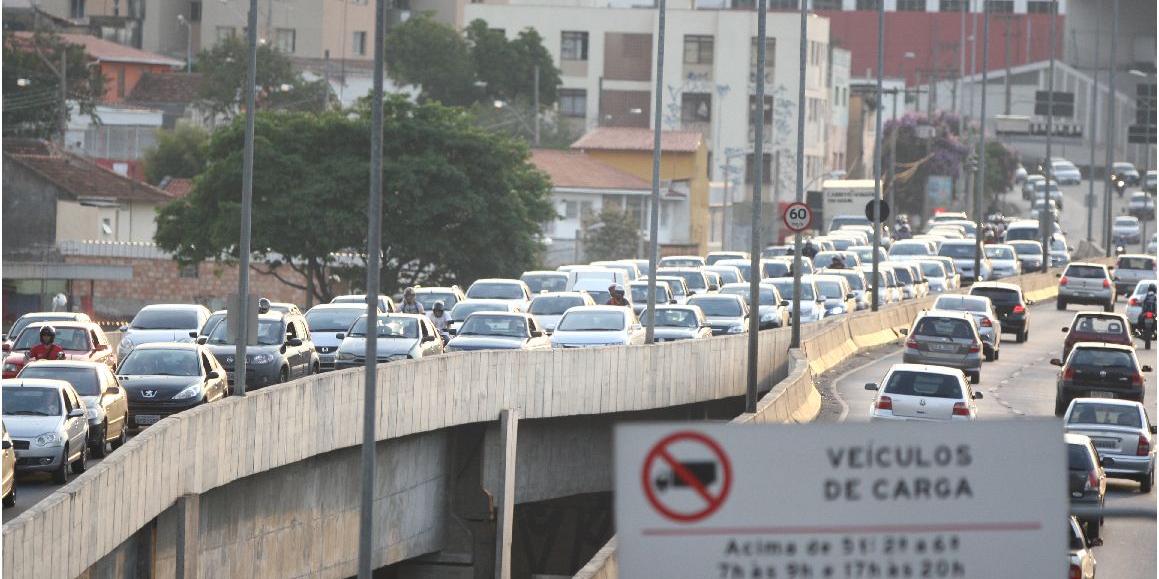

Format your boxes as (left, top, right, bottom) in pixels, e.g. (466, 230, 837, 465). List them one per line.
(2, 322, 116, 378)
(1061, 312, 1134, 361)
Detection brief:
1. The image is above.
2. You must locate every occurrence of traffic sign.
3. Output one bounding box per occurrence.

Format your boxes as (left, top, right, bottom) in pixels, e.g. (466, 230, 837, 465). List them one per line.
(865, 199, 890, 222)
(783, 202, 812, 232)
(616, 421, 1065, 578)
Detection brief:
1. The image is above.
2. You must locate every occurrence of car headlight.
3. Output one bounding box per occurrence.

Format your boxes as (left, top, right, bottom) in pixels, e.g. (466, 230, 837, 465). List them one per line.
(726, 325, 745, 334)
(337, 352, 355, 361)
(386, 354, 410, 362)
(172, 383, 202, 400)
(249, 353, 274, 365)
(760, 311, 775, 322)
(86, 406, 102, 420)
(3, 363, 16, 373)
(34, 432, 62, 447)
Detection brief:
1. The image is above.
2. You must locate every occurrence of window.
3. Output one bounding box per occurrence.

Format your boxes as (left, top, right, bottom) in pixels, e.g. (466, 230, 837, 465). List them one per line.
(179, 264, 199, 279)
(683, 35, 713, 65)
(767, 0, 799, 9)
(854, 0, 879, 9)
(352, 31, 367, 56)
(939, 0, 967, 10)
(813, 0, 842, 8)
(100, 217, 113, 236)
(275, 28, 296, 53)
(1026, 0, 1053, 12)
(70, 0, 85, 19)
(561, 31, 589, 61)
(564, 201, 579, 219)
(749, 95, 773, 125)
(987, 0, 1013, 13)
(189, 1, 201, 22)
(559, 89, 587, 118)
(896, 0, 926, 11)
(681, 93, 711, 123)
(217, 26, 237, 42)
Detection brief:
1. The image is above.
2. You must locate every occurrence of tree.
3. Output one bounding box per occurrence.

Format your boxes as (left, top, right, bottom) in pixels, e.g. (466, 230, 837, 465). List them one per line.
(384, 15, 478, 106)
(583, 205, 641, 262)
(467, 20, 561, 107)
(881, 111, 969, 218)
(3, 31, 105, 138)
(143, 124, 209, 185)
(982, 141, 1019, 198)
(194, 36, 329, 121)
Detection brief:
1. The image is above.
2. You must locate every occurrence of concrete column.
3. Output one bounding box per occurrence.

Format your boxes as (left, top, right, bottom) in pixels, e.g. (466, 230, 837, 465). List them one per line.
(493, 409, 519, 579)
(175, 494, 200, 579)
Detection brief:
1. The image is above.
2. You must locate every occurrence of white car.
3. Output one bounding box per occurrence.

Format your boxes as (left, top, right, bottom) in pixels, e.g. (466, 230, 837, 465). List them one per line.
(1147, 233, 1157, 255)
(1126, 279, 1158, 326)
(1112, 215, 1142, 245)
(117, 304, 211, 363)
(658, 255, 706, 268)
(1052, 159, 1082, 185)
(888, 239, 936, 260)
(983, 244, 1021, 279)
(465, 278, 533, 312)
(527, 292, 596, 334)
(765, 277, 825, 324)
(914, 260, 951, 293)
(938, 239, 993, 283)
(865, 363, 982, 421)
(549, 306, 645, 348)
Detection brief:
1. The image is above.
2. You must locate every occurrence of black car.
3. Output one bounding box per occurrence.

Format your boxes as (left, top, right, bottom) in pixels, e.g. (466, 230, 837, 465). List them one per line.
(970, 282, 1033, 342)
(1066, 433, 1111, 542)
(1052, 342, 1152, 414)
(116, 343, 230, 430)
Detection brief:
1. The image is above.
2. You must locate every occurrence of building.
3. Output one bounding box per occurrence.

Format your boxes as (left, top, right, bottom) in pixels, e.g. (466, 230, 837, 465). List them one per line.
(846, 77, 906, 178)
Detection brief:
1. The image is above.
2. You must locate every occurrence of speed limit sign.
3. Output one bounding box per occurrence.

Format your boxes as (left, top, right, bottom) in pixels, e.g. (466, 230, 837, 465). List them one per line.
(782, 202, 812, 232)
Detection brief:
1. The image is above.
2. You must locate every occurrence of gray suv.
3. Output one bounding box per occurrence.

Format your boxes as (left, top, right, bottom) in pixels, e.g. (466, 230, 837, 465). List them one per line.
(901, 311, 985, 383)
(1057, 263, 1115, 312)
(202, 311, 319, 388)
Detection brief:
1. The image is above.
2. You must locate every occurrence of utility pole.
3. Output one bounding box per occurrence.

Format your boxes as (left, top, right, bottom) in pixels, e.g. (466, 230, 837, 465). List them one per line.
(644, 0, 667, 345)
(58, 50, 67, 145)
(974, 0, 989, 282)
(957, 0, 966, 116)
(1042, 0, 1056, 267)
(1003, 14, 1012, 115)
(533, 65, 541, 146)
(869, 0, 884, 312)
(889, 90, 898, 221)
(1086, 6, 1100, 243)
(746, 0, 769, 413)
(1103, 0, 1118, 256)
(233, 0, 259, 402)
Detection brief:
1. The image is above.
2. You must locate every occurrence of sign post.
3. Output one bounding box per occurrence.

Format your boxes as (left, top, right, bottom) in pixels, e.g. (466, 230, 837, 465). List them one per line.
(616, 421, 1065, 578)
(783, 203, 811, 333)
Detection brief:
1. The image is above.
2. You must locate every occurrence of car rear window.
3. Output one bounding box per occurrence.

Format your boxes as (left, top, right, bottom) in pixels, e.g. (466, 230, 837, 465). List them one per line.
(883, 371, 963, 399)
(1064, 265, 1107, 279)
(934, 297, 987, 312)
(913, 317, 974, 339)
(971, 288, 1019, 306)
(530, 296, 585, 315)
(1067, 443, 1094, 471)
(1068, 403, 1142, 428)
(1070, 316, 1128, 336)
(939, 243, 977, 258)
(18, 366, 101, 396)
(1117, 257, 1155, 270)
(467, 283, 524, 300)
(1069, 348, 1134, 368)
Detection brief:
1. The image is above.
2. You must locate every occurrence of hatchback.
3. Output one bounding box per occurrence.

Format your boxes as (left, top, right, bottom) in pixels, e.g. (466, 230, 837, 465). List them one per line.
(938, 240, 992, 283)
(813, 274, 857, 317)
(448, 300, 519, 334)
(204, 311, 319, 387)
(686, 294, 749, 336)
(902, 311, 984, 383)
(444, 313, 550, 352)
(117, 304, 211, 362)
(1007, 240, 1045, 273)
(1057, 263, 1115, 311)
(865, 363, 982, 421)
(1052, 343, 1152, 413)
(717, 283, 789, 329)
(18, 360, 128, 457)
(1067, 516, 1098, 576)
(766, 277, 825, 324)
(969, 282, 1032, 342)
(334, 314, 444, 368)
(465, 279, 533, 312)
(305, 303, 376, 371)
(983, 244, 1021, 279)
(117, 343, 230, 429)
(1066, 433, 1109, 541)
(2, 378, 89, 483)
(1063, 398, 1155, 492)
(639, 306, 712, 342)
(656, 267, 711, 296)
(3, 321, 116, 379)
(1112, 215, 1142, 245)
(1061, 313, 1133, 360)
(931, 295, 1001, 361)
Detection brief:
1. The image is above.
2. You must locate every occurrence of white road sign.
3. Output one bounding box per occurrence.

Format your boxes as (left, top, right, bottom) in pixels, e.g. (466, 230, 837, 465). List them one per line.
(615, 420, 1065, 579)
(783, 202, 813, 232)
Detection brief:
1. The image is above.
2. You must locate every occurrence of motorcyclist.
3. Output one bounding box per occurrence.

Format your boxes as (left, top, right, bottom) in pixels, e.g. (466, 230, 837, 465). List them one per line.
(400, 287, 425, 314)
(428, 301, 451, 341)
(802, 239, 819, 259)
(28, 326, 64, 361)
(828, 255, 847, 270)
(1141, 284, 1158, 323)
(606, 284, 630, 306)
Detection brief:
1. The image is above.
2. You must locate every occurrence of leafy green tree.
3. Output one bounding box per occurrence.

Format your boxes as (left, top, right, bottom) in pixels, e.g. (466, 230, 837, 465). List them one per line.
(466, 20, 560, 107)
(583, 205, 641, 262)
(3, 31, 105, 138)
(143, 124, 209, 185)
(194, 36, 329, 121)
(384, 15, 478, 106)
(982, 141, 1018, 197)
(881, 111, 969, 218)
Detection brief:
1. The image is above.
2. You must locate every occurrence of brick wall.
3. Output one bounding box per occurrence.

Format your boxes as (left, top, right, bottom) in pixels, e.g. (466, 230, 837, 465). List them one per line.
(63, 255, 310, 320)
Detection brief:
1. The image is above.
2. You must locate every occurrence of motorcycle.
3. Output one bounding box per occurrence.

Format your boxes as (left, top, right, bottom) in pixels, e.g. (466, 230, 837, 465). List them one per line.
(1139, 311, 1156, 350)
(1115, 179, 1128, 198)
(1114, 245, 1127, 256)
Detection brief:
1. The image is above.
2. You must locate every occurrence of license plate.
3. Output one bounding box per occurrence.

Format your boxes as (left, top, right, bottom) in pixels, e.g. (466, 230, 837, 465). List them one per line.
(136, 415, 160, 426)
(1093, 439, 1116, 449)
(1089, 391, 1115, 399)
(930, 344, 956, 352)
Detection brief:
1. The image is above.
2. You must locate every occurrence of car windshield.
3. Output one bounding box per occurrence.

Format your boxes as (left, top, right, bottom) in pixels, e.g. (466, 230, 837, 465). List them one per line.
(939, 243, 977, 258)
(522, 275, 568, 293)
(1050, 239, 1067, 251)
(131, 309, 199, 330)
(763, 262, 791, 278)
(919, 262, 946, 277)
(530, 296, 585, 315)
(1068, 403, 1142, 428)
(890, 243, 930, 255)
(629, 286, 668, 303)
(8, 316, 74, 341)
(1070, 316, 1128, 336)
(770, 280, 814, 301)
(656, 279, 687, 297)
(669, 271, 706, 291)
(18, 366, 101, 396)
(913, 317, 974, 339)
(835, 272, 865, 290)
(1118, 257, 1155, 270)
(720, 287, 779, 305)
(118, 349, 201, 376)
(971, 288, 1019, 306)
(985, 246, 1015, 259)
(816, 281, 845, 299)
(467, 283, 524, 300)
(660, 258, 702, 268)
(557, 311, 625, 332)
(689, 298, 743, 317)
(2, 387, 62, 416)
(208, 319, 284, 346)
(201, 313, 225, 336)
(852, 248, 875, 261)
(348, 317, 420, 339)
(458, 315, 528, 338)
(15, 327, 91, 351)
(935, 297, 986, 313)
(1010, 242, 1042, 255)
(451, 303, 507, 321)
(642, 309, 699, 328)
(1065, 265, 1106, 279)
(415, 292, 458, 311)
(584, 290, 612, 303)
(306, 309, 364, 332)
(1069, 348, 1134, 368)
(884, 371, 963, 399)
(892, 267, 914, 284)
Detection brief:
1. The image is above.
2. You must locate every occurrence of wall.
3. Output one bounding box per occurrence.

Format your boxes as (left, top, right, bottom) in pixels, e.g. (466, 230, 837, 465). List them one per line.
(54, 200, 159, 244)
(321, 0, 377, 63)
(1, 157, 59, 261)
(99, 63, 174, 103)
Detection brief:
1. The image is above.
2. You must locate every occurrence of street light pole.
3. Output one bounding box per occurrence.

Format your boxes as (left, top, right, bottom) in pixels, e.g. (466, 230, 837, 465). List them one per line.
(746, 0, 769, 413)
(974, 0, 989, 281)
(233, 0, 259, 400)
(644, 0, 667, 345)
(1102, 0, 1119, 256)
(533, 65, 541, 146)
(1042, 0, 1055, 268)
(869, 0, 884, 313)
(1086, 6, 1100, 243)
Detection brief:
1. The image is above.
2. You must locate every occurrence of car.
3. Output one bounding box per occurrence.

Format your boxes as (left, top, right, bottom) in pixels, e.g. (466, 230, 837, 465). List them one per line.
(938, 240, 992, 283)
(1144, 170, 1158, 194)
(1067, 515, 1098, 577)
(1, 422, 13, 508)
(818, 268, 870, 310)
(549, 306, 646, 348)
(969, 282, 1033, 342)
(565, 267, 628, 293)
(1007, 240, 1045, 273)
(1051, 158, 1082, 185)
(1063, 398, 1155, 492)
(17, 360, 128, 458)
(703, 265, 744, 286)
(528, 292, 597, 333)
(305, 303, 378, 371)
(330, 294, 397, 314)
(759, 259, 798, 280)
(639, 305, 713, 342)
(643, 275, 692, 305)
(889, 264, 921, 300)
(334, 313, 444, 368)
(859, 266, 902, 305)
(812, 251, 861, 270)
(115, 343, 230, 430)
(2, 378, 89, 483)
(813, 274, 857, 317)
(901, 311, 985, 383)
(864, 363, 982, 422)
(2, 312, 92, 351)
(2, 321, 116, 379)
(926, 211, 969, 228)
(1003, 219, 1061, 243)
(932, 294, 1002, 361)
(658, 255, 706, 268)
(716, 283, 790, 329)
(1031, 180, 1064, 210)
(1111, 161, 1140, 185)
(715, 259, 754, 283)
(1112, 215, 1142, 245)
(847, 245, 888, 266)
(593, 260, 643, 282)
(617, 258, 652, 277)
(1022, 174, 1046, 200)
(1149, 233, 1159, 254)
(573, 278, 630, 306)
(827, 214, 873, 233)
(705, 251, 750, 266)
(626, 282, 673, 317)
(116, 304, 211, 363)
(444, 312, 550, 352)
(686, 294, 749, 336)
(982, 244, 1021, 279)
(888, 239, 936, 260)
(920, 256, 962, 289)
(656, 267, 712, 296)
(412, 286, 467, 311)
(204, 309, 319, 387)
(1126, 279, 1159, 327)
(266, 302, 302, 316)
(447, 300, 519, 335)
(1057, 262, 1115, 311)
(1112, 254, 1156, 296)
(1048, 234, 1072, 269)
(1060, 313, 1134, 360)
(1128, 191, 1156, 219)
(465, 279, 533, 312)
(914, 260, 951, 293)
(766, 277, 826, 324)
(1065, 433, 1109, 541)
(1013, 164, 1028, 186)
(1052, 342, 1152, 413)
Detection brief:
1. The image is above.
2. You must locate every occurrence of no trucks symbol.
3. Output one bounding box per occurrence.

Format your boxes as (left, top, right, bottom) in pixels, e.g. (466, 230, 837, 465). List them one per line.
(641, 431, 732, 523)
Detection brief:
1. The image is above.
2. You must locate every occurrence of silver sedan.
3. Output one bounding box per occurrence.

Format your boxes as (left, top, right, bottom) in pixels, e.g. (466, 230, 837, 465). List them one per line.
(932, 294, 1002, 362)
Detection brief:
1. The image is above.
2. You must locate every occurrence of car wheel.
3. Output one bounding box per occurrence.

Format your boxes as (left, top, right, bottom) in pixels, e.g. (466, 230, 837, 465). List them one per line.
(969, 371, 981, 384)
(71, 443, 88, 474)
(1054, 397, 1067, 416)
(91, 421, 109, 458)
(1104, 301, 1114, 313)
(1056, 298, 1066, 310)
(984, 346, 996, 362)
(52, 446, 70, 484)
(2, 486, 14, 508)
(1140, 470, 1154, 493)
(111, 421, 127, 450)
(1016, 330, 1026, 343)
(279, 367, 289, 384)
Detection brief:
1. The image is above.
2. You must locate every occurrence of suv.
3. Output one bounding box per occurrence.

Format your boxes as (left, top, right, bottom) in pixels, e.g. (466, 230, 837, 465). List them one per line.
(902, 311, 985, 383)
(1052, 342, 1152, 413)
(970, 282, 1033, 342)
(118, 304, 211, 363)
(1113, 254, 1156, 297)
(1057, 263, 1115, 312)
(1061, 313, 1133, 360)
(203, 310, 319, 388)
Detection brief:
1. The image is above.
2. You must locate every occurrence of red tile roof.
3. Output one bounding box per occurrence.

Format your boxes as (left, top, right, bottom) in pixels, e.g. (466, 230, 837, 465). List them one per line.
(127, 72, 204, 104)
(10, 32, 184, 67)
(3, 139, 174, 203)
(159, 177, 194, 198)
(570, 127, 703, 153)
(531, 149, 652, 191)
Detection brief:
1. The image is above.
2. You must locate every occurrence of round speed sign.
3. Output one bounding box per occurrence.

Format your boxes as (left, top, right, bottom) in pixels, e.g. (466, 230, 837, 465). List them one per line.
(782, 202, 812, 232)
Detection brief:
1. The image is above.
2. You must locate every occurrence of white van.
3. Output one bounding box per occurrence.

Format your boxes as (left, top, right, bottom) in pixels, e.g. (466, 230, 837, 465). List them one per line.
(565, 267, 628, 292)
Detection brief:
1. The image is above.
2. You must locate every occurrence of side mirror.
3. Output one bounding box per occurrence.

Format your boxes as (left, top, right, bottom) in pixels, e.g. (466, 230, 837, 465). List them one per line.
(188, 330, 198, 339)
(1061, 327, 1069, 333)
(1050, 358, 1063, 366)
(1089, 536, 1104, 548)
(422, 335, 436, 343)
(1143, 365, 1153, 373)
(1101, 456, 1116, 468)
(530, 330, 543, 338)
(118, 325, 129, 332)
(864, 382, 878, 391)
(287, 338, 303, 347)
(708, 284, 719, 292)
(105, 385, 121, 395)
(196, 336, 208, 345)
(899, 328, 908, 335)
(207, 371, 220, 380)
(335, 333, 345, 341)
(0, 440, 9, 450)
(700, 323, 712, 329)
(780, 300, 789, 307)
(973, 391, 984, 400)
(1151, 425, 1157, 435)
(1, 343, 8, 353)
(816, 298, 825, 304)
(67, 408, 84, 419)
(669, 298, 677, 304)
(94, 343, 109, 351)
(846, 293, 855, 300)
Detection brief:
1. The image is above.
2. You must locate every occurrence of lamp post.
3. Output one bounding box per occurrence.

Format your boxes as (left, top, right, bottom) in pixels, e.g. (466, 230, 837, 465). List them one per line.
(177, 15, 192, 73)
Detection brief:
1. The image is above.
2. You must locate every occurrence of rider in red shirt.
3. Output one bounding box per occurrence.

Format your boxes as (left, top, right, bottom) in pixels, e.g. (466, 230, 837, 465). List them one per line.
(28, 326, 64, 361)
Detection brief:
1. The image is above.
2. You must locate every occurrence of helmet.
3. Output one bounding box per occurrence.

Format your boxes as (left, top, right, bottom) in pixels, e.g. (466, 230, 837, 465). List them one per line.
(39, 325, 56, 339)
(257, 297, 271, 314)
(433, 300, 445, 310)
(1149, 284, 1157, 293)
(612, 284, 625, 295)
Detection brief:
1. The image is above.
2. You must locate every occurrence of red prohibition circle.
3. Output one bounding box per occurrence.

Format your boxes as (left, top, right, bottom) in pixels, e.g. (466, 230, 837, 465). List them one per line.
(641, 431, 733, 523)
(783, 202, 812, 232)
